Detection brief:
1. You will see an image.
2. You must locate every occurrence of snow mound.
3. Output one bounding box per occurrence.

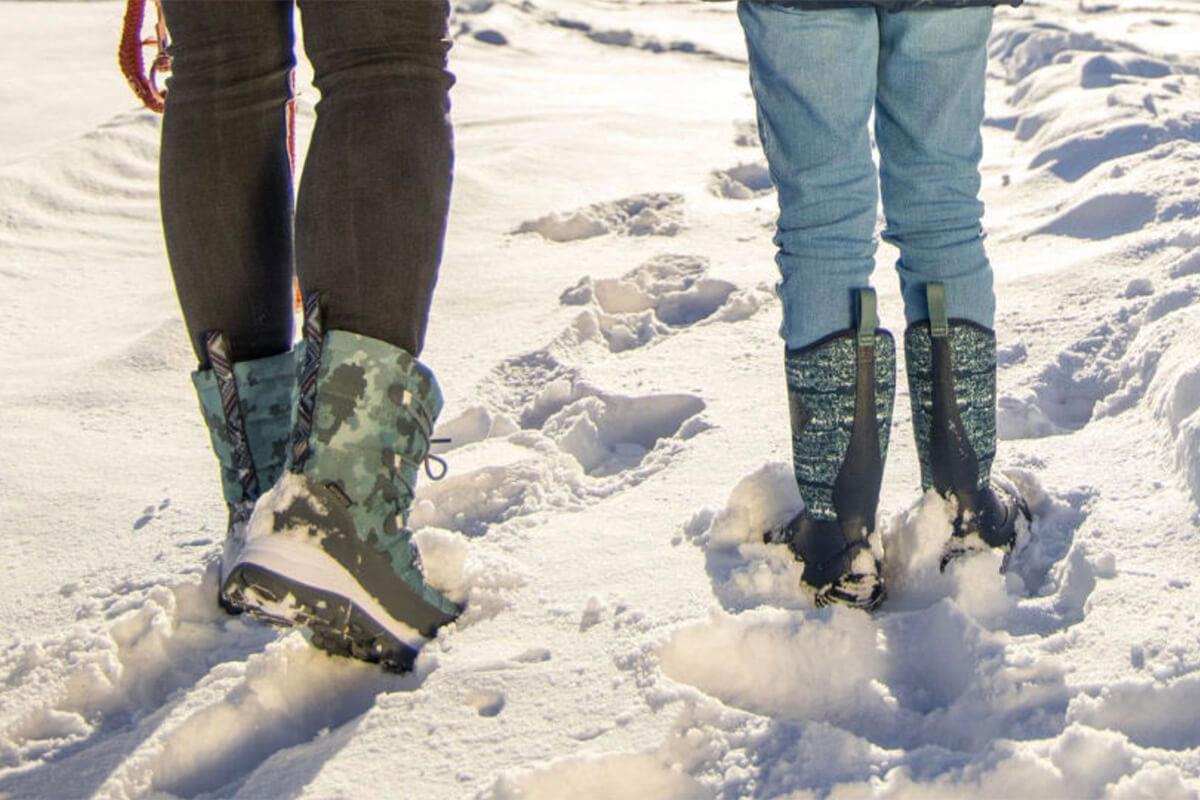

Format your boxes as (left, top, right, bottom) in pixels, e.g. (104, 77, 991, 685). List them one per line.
(990, 23, 1135, 83)
(0, 110, 160, 255)
(413, 527, 526, 624)
(1032, 142, 1200, 238)
(499, 701, 1194, 800)
(107, 635, 403, 799)
(432, 405, 519, 453)
(1068, 674, 1200, 750)
(1146, 311, 1200, 506)
(680, 462, 808, 612)
(993, 24, 1200, 185)
(1000, 287, 1200, 443)
(659, 607, 892, 725)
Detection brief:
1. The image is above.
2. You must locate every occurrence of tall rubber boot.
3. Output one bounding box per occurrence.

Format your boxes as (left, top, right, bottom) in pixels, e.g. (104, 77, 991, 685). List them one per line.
(191, 334, 295, 596)
(904, 283, 1031, 569)
(766, 289, 896, 610)
(222, 295, 460, 672)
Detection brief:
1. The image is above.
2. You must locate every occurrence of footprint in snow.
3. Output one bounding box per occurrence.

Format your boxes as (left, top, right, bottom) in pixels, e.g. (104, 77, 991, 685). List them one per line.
(512, 192, 684, 243)
(417, 368, 710, 537)
(733, 119, 761, 148)
(132, 496, 171, 530)
(425, 331, 711, 538)
(710, 161, 772, 200)
(559, 253, 772, 353)
(465, 688, 507, 718)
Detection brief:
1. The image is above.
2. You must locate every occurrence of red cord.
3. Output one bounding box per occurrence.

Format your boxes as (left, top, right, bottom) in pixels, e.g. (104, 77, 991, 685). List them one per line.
(118, 0, 167, 113)
(120, 0, 303, 308)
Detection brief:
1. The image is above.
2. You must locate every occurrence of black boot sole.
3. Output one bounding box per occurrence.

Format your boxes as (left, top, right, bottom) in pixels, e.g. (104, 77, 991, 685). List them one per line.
(221, 563, 421, 673)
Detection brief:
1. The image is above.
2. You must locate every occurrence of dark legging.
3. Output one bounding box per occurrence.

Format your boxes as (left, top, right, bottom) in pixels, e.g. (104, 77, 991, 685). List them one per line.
(160, 0, 454, 367)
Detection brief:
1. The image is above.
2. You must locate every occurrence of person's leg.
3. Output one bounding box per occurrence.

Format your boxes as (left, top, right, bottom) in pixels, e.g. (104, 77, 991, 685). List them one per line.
(162, 3, 297, 571)
(160, 1, 296, 366)
(739, 3, 895, 610)
(738, 1, 881, 350)
(294, 0, 454, 357)
(875, 7, 994, 328)
(877, 10, 1030, 564)
(223, 1, 461, 670)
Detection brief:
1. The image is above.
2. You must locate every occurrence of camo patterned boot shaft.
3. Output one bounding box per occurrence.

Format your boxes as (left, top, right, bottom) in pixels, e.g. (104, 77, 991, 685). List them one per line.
(192, 335, 295, 539)
(223, 296, 460, 671)
(766, 289, 895, 610)
(905, 283, 1030, 568)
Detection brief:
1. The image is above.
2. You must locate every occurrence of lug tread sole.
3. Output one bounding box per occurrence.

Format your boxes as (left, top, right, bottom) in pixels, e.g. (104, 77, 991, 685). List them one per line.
(221, 562, 419, 673)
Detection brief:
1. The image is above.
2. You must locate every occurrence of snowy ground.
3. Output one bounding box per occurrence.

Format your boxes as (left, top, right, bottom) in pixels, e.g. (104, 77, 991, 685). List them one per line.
(3, 0, 1200, 797)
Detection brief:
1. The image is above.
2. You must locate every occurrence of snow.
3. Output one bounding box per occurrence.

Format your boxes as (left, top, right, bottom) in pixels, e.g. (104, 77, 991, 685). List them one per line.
(513, 193, 686, 242)
(2, 0, 1200, 797)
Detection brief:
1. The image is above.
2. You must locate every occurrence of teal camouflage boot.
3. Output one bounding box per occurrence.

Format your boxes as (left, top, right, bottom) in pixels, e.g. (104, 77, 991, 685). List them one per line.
(765, 289, 895, 610)
(222, 295, 460, 671)
(191, 332, 295, 603)
(904, 283, 1031, 569)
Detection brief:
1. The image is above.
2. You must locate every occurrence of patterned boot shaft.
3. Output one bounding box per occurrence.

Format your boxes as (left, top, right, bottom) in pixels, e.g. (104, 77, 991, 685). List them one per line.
(772, 290, 896, 609)
(904, 315, 997, 495)
(786, 331, 896, 523)
(192, 346, 296, 509)
(903, 283, 1029, 560)
(286, 326, 460, 622)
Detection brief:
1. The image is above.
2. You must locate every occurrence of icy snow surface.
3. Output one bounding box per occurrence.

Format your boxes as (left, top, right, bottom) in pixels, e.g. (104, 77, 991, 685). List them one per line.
(2, 0, 1200, 797)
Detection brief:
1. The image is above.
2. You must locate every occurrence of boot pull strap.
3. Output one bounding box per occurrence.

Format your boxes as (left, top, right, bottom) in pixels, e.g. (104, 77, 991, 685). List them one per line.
(291, 292, 325, 472)
(927, 283, 949, 339)
(856, 288, 878, 350)
(204, 330, 261, 502)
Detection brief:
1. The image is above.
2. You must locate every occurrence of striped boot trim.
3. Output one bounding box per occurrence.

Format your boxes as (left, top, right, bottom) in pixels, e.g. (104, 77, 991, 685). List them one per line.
(291, 293, 325, 473)
(204, 331, 260, 503)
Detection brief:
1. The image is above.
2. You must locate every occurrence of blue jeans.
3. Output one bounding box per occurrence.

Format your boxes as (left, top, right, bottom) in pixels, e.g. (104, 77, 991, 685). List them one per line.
(738, 3, 995, 349)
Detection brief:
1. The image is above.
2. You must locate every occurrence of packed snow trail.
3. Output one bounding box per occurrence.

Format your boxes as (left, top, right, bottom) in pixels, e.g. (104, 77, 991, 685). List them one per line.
(2, 1, 1200, 798)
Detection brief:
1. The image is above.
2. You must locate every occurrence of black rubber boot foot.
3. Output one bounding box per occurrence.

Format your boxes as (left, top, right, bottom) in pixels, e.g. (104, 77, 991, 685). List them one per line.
(221, 563, 421, 673)
(765, 517, 887, 612)
(939, 479, 1033, 573)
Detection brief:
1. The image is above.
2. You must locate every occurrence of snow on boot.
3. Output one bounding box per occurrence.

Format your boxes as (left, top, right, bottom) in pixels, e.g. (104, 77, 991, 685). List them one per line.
(904, 283, 1032, 570)
(765, 289, 895, 611)
(191, 333, 295, 598)
(221, 295, 461, 672)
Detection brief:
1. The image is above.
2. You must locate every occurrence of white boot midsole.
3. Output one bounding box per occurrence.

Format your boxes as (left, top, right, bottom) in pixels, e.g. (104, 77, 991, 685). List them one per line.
(226, 535, 428, 652)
